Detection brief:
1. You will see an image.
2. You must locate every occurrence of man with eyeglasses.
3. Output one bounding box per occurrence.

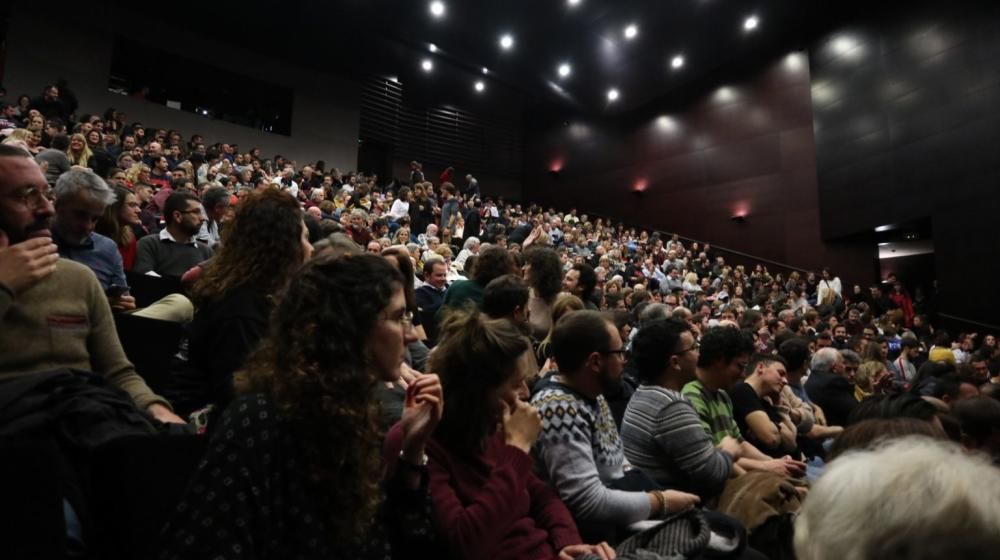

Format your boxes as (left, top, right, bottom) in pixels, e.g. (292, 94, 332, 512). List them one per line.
(134, 191, 213, 278)
(531, 311, 700, 541)
(683, 326, 807, 478)
(0, 144, 183, 424)
(621, 318, 741, 501)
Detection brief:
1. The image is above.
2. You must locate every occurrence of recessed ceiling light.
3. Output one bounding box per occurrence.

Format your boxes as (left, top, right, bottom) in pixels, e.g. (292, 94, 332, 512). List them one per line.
(671, 55, 685, 69)
(421, 59, 433, 72)
(482, 67, 489, 75)
(429, 43, 438, 53)
(568, 0, 581, 5)
(624, 24, 638, 40)
(558, 63, 571, 78)
(474, 81, 485, 92)
(607, 88, 620, 101)
(429, 1, 445, 18)
(744, 15, 759, 31)
(499, 34, 514, 50)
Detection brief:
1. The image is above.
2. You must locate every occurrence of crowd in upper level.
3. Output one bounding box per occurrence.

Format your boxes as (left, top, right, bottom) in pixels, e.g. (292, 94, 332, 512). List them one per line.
(2, 82, 1000, 560)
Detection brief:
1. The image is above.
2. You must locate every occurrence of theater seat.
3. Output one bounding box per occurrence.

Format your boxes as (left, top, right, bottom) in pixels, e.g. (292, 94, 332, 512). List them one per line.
(89, 434, 207, 560)
(114, 313, 184, 396)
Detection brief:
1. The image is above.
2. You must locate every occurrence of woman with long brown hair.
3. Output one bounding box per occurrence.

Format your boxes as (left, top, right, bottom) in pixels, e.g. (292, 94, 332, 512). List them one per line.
(160, 254, 443, 559)
(166, 189, 312, 417)
(95, 184, 146, 270)
(385, 309, 612, 560)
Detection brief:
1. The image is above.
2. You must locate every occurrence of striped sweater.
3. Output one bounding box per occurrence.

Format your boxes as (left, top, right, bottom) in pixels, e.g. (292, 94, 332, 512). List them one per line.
(621, 385, 733, 500)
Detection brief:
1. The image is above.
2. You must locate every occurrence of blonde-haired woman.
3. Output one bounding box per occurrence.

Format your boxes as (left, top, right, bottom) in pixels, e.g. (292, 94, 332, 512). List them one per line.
(66, 133, 94, 168)
(124, 162, 151, 188)
(2, 128, 43, 154)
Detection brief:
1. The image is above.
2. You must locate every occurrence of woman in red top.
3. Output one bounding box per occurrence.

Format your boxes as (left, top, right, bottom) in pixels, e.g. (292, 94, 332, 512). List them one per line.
(439, 165, 455, 185)
(387, 309, 614, 560)
(889, 282, 915, 327)
(96, 184, 147, 271)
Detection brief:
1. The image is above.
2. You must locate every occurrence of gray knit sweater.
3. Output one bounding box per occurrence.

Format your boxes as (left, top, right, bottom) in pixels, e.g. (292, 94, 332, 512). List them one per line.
(621, 385, 733, 500)
(531, 377, 651, 525)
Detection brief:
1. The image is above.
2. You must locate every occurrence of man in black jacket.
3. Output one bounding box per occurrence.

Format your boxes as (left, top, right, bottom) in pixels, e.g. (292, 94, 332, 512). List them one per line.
(805, 347, 858, 427)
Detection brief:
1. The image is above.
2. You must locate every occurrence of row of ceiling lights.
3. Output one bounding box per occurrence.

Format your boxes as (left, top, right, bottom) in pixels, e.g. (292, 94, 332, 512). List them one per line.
(426, 1, 761, 102)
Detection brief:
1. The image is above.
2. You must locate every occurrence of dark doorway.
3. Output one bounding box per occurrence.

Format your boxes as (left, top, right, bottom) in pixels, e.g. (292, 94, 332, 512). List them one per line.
(875, 218, 934, 310)
(357, 138, 392, 183)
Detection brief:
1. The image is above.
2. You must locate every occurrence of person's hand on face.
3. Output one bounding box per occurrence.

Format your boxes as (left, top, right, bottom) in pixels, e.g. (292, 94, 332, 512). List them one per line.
(502, 398, 542, 453)
(0, 235, 59, 294)
(400, 374, 443, 460)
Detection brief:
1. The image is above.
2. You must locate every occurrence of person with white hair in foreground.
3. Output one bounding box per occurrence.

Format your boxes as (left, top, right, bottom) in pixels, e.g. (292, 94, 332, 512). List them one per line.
(794, 436, 1000, 560)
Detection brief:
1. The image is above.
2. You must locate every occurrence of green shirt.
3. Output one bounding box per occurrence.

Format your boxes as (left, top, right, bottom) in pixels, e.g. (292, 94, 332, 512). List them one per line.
(441, 279, 484, 311)
(681, 380, 743, 445)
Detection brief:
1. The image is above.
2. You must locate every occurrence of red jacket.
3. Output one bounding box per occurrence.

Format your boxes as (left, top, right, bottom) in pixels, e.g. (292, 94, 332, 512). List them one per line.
(889, 291, 915, 327)
(439, 168, 454, 185)
(385, 426, 581, 559)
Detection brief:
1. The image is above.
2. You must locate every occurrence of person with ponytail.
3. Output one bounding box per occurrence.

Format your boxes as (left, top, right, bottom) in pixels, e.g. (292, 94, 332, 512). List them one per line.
(386, 309, 615, 560)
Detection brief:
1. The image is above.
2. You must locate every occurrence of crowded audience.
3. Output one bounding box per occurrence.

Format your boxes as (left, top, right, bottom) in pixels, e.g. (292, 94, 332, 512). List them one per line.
(3, 87, 1000, 559)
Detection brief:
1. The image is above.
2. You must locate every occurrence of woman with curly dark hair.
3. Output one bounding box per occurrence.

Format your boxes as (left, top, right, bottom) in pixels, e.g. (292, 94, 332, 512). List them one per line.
(167, 189, 313, 417)
(385, 309, 613, 560)
(159, 254, 444, 559)
(522, 246, 563, 339)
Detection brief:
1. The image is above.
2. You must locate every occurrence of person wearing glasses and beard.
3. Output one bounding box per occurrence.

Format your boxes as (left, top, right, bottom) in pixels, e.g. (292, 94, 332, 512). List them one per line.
(531, 311, 701, 543)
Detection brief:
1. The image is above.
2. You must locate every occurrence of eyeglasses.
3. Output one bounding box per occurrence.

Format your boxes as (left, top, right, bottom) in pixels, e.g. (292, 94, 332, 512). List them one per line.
(673, 341, 700, 355)
(10, 185, 54, 208)
(402, 311, 414, 328)
(599, 348, 627, 357)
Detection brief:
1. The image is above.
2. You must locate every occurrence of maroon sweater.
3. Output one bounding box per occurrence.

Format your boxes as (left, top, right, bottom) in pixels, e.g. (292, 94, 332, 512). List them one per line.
(385, 426, 581, 559)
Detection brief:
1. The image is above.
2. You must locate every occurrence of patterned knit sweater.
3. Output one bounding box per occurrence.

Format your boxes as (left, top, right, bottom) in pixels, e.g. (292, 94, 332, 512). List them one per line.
(530, 376, 651, 525)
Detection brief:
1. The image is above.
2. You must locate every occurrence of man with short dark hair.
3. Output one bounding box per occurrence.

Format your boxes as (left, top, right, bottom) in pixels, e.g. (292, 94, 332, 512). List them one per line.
(621, 318, 740, 499)
(730, 355, 801, 459)
(197, 187, 230, 248)
(563, 262, 597, 310)
(683, 327, 806, 477)
(482, 273, 529, 325)
(415, 259, 449, 346)
(134, 192, 212, 278)
(29, 84, 67, 122)
(0, 102, 18, 130)
(894, 337, 921, 384)
(532, 311, 697, 538)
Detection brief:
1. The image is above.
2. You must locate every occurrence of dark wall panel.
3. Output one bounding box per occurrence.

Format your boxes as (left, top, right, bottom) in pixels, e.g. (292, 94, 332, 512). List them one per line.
(812, 2, 1000, 325)
(524, 53, 874, 284)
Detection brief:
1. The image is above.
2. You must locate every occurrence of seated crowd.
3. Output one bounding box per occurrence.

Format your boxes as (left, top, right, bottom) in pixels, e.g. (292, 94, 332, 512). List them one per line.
(3, 86, 1000, 559)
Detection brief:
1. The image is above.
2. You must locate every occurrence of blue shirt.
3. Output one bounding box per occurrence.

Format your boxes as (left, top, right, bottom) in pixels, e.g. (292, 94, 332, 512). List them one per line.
(789, 382, 812, 405)
(55, 231, 127, 291)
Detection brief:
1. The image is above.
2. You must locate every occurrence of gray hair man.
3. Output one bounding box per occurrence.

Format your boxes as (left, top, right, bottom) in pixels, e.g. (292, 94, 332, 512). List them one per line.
(805, 347, 857, 426)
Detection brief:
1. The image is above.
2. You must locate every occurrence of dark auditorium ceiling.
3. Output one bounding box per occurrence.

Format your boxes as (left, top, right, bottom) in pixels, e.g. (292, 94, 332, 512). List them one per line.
(134, 0, 864, 115)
